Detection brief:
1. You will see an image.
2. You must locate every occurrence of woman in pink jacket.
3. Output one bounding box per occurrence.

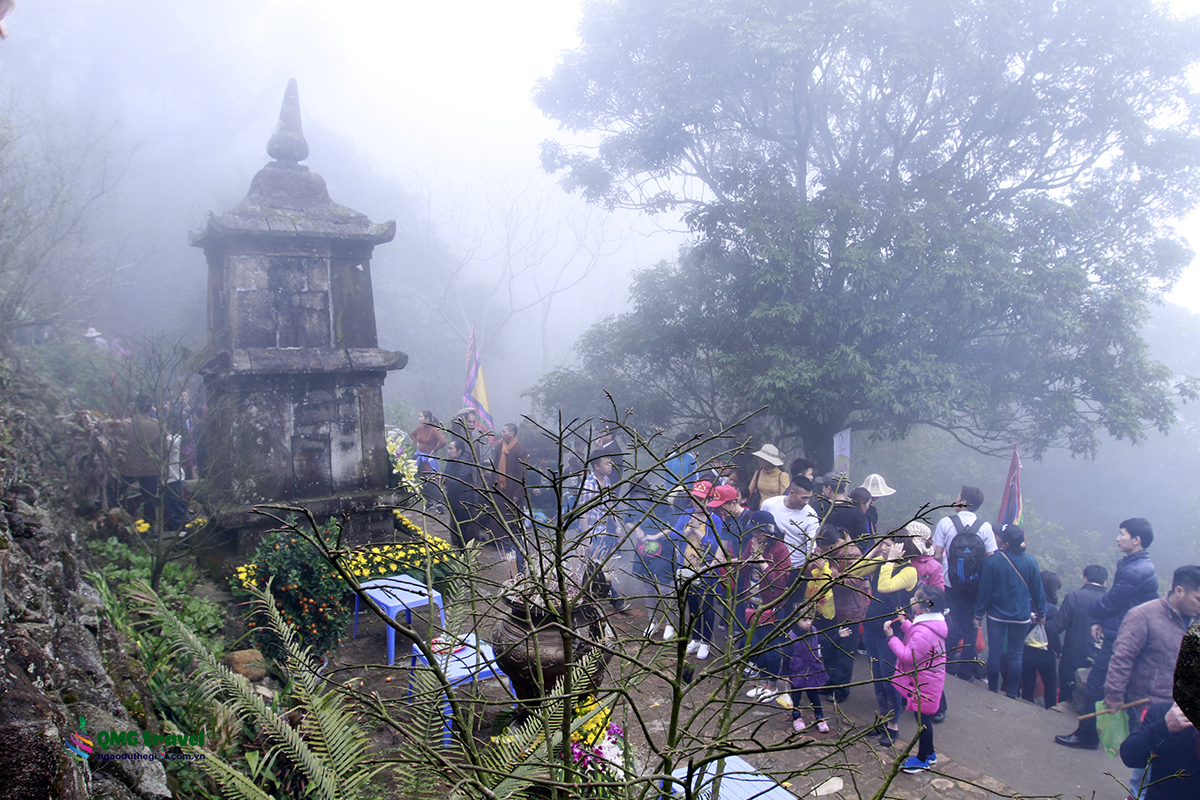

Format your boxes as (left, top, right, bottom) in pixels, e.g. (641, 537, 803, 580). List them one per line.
(886, 583, 948, 774)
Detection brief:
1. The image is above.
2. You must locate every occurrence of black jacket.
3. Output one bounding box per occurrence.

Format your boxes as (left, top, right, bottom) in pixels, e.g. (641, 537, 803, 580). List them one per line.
(823, 501, 871, 541)
(1120, 702, 1199, 800)
(1091, 549, 1158, 639)
(1049, 582, 1107, 667)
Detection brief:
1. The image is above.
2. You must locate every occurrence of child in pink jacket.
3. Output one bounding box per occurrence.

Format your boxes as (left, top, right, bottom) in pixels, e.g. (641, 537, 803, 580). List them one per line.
(886, 583, 948, 773)
(906, 520, 945, 589)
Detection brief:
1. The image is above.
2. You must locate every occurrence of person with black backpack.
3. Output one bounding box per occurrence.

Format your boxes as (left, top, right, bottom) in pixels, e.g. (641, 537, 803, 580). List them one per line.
(931, 486, 999, 681)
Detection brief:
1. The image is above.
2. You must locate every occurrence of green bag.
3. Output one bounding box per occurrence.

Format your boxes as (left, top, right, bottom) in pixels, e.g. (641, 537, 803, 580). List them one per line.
(1095, 701, 1130, 758)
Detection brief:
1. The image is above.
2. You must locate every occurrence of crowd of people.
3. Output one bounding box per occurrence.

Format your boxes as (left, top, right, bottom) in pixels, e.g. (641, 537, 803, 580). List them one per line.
(408, 416, 1199, 793)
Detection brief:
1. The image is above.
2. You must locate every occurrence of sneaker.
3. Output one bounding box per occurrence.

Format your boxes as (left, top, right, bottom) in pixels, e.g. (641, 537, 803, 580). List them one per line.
(686, 639, 702, 655)
(662, 624, 676, 641)
(696, 643, 710, 660)
(901, 755, 931, 774)
(746, 685, 768, 699)
(645, 620, 659, 638)
(927, 752, 938, 767)
(816, 719, 830, 734)
(793, 716, 807, 732)
(879, 728, 898, 748)
(773, 693, 794, 710)
(612, 598, 632, 614)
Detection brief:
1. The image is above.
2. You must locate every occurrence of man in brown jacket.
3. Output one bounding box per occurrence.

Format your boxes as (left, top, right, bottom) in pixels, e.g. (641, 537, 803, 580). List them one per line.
(117, 394, 164, 520)
(1107, 565, 1200, 800)
(1107, 566, 1200, 714)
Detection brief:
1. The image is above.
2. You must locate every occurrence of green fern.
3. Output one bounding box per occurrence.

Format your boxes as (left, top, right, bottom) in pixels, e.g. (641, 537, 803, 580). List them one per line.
(468, 649, 610, 799)
(387, 667, 454, 800)
(130, 578, 383, 800)
(440, 539, 481, 639)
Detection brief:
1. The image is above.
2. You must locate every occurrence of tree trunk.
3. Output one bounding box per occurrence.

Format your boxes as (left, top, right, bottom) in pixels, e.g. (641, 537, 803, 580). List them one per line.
(797, 419, 847, 474)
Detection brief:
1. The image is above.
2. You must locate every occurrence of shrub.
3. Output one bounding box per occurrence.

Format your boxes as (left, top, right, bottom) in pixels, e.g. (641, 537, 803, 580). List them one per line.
(231, 513, 458, 659)
(232, 518, 350, 660)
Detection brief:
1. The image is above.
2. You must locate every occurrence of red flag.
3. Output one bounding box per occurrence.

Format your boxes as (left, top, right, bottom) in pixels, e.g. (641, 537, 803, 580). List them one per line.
(998, 443, 1022, 528)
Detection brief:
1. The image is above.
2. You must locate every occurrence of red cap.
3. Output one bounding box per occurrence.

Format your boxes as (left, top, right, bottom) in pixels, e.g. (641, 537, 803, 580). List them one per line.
(689, 480, 714, 499)
(706, 483, 738, 508)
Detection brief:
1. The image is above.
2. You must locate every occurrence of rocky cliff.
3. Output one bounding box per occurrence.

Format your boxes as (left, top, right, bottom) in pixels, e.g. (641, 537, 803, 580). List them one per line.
(0, 350, 172, 800)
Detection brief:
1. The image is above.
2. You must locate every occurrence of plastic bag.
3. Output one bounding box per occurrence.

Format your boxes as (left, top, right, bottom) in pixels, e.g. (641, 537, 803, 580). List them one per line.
(1025, 623, 1048, 650)
(1095, 701, 1130, 758)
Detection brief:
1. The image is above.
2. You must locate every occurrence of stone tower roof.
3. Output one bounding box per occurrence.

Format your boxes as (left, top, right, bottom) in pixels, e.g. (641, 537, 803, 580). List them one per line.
(190, 79, 395, 247)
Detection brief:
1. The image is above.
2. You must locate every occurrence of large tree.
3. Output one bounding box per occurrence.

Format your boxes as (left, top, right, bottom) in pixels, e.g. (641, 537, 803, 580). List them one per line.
(531, 0, 1200, 465)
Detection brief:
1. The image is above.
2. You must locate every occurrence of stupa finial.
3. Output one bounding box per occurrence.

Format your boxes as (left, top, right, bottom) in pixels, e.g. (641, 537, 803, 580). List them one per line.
(266, 78, 309, 165)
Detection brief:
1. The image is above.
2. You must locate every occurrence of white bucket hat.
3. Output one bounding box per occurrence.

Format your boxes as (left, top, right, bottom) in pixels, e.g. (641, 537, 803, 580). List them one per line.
(751, 444, 784, 467)
(860, 473, 895, 498)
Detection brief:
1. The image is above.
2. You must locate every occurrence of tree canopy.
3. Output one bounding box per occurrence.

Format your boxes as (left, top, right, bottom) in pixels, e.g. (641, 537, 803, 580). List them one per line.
(531, 0, 1200, 466)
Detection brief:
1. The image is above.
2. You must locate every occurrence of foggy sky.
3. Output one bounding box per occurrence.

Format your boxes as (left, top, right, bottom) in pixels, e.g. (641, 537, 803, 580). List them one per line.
(2, 0, 1200, 581)
(0, 0, 683, 424)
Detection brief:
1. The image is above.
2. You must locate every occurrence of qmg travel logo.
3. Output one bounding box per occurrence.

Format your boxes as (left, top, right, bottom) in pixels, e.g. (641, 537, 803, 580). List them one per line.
(63, 717, 205, 763)
(63, 717, 93, 761)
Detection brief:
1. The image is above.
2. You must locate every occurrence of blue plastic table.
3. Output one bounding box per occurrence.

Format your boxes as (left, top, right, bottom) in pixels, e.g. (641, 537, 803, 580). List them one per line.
(409, 632, 509, 748)
(352, 575, 446, 665)
(666, 754, 797, 799)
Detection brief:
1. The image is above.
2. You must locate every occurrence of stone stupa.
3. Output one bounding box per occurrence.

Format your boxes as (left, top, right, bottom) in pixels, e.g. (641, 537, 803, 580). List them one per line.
(191, 79, 406, 543)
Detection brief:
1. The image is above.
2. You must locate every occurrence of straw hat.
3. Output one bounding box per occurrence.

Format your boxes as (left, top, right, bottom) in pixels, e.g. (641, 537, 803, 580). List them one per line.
(751, 443, 784, 467)
(860, 473, 896, 498)
(905, 521, 935, 556)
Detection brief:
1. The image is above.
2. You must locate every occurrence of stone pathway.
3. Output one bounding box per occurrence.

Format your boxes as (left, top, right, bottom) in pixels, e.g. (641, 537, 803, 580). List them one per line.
(349, 510, 1121, 799)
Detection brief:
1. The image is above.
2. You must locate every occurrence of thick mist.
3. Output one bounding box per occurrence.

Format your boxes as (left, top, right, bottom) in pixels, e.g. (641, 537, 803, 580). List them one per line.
(0, 0, 680, 424)
(2, 0, 1199, 590)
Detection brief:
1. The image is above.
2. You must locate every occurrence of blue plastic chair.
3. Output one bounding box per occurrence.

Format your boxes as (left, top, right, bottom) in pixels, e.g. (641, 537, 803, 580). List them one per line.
(352, 575, 446, 665)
